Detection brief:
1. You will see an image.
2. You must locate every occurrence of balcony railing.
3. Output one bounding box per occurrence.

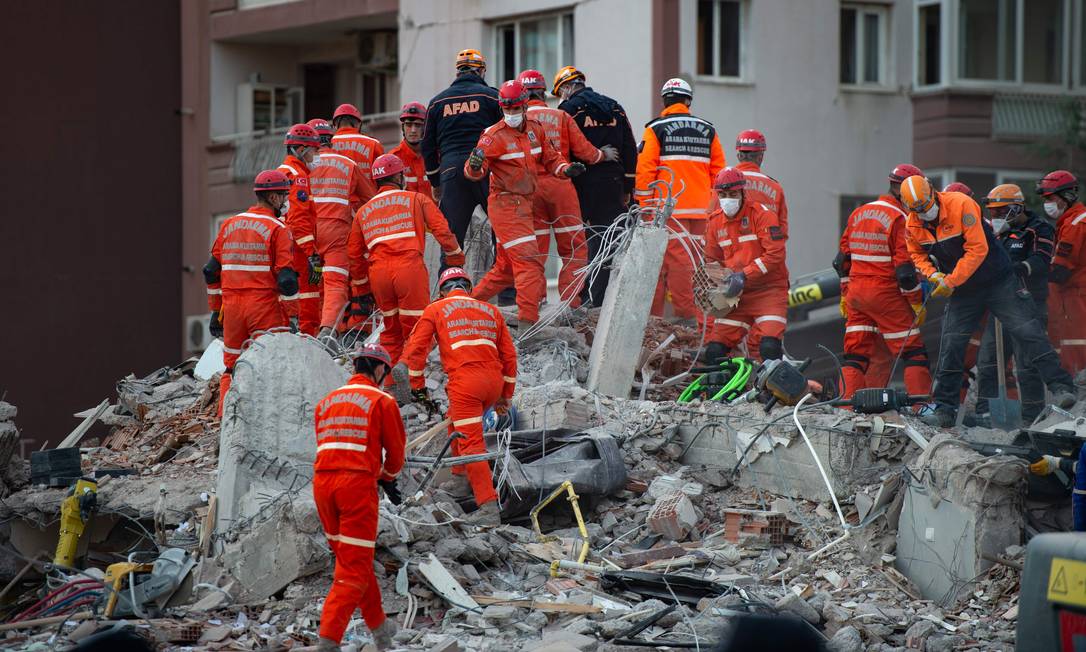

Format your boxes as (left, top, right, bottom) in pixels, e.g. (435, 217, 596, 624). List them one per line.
(992, 93, 1086, 139)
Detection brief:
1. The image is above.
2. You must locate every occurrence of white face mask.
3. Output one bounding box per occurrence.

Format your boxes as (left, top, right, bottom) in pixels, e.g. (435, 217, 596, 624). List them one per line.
(990, 218, 1008, 235)
(503, 112, 524, 128)
(1044, 201, 1062, 219)
(279, 199, 289, 217)
(720, 197, 741, 217)
(919, 202, 940, 222)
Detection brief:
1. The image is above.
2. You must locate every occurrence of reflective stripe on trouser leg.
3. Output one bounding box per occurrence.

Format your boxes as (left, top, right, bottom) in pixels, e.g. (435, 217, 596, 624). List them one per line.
(447, 368, 504, 507)
(653, 217, 705, 319)
(370, 256, 429, 364)
(314, 471, 385, 641)
(316, 220, 352, 329)
(486, 194, 544, 322)
(534, 178, 587, 306)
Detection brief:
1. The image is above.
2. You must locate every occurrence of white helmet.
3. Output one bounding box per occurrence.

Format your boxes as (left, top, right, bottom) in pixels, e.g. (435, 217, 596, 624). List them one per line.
(660, 77, 693, 99)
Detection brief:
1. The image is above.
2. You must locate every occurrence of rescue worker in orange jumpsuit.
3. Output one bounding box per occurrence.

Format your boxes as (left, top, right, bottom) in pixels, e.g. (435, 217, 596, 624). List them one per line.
(465, 79, 584, 330)
(309, 133, 374, 338)
(835, 165, 931, 400)
(389, 102, 432, 198)
(313, 343, 404, 651)
(701, 168, 788, 363)
(635, 78, 726, 323)
(517, 69, 617, 307)
(348, 153, 465, 363)
(900, 175, 1077, 427)
(331, 103, 381, 199)
(204, 170, 299, 414)
(733, 130, 788, 237)
(1039, 170, 1086, 374)
(277, 124, 322, 335)
(394, 268, 518, 525)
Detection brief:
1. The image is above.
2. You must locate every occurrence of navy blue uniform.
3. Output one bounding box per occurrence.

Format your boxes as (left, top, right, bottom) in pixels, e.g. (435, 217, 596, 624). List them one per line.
(421, 73, 502, 246)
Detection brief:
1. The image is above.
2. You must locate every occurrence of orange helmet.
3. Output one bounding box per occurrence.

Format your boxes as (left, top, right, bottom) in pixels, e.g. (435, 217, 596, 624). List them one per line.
(455, 49, 486, 70)
(985, 184, 1025, 208)
(552, 65, 586, 96)
(900, 175, 935, 214)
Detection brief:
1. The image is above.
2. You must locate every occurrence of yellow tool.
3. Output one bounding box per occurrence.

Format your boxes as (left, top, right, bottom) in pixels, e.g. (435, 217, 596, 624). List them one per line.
(54, 479, 98, 568)
(528, 480, 591, 577)
(102, 561, 154, 617)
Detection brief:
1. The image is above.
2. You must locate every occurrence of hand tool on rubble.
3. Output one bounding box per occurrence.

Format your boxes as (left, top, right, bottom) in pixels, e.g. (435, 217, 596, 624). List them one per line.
(754, 358, 811, 412)
(54, 478, 98, 568)
(989, 318, 1022, 430)
(409, 431, 465, 503)
(831, 388, 930, 414)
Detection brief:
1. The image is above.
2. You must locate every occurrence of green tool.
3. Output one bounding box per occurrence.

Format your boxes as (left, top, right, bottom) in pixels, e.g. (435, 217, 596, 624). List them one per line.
(677, 358, 753, 404)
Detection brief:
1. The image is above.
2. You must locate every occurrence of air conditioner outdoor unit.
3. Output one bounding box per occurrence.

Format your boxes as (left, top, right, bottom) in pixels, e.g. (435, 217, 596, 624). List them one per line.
(357, 31, 397, 71)
(186, 313, 213, 353)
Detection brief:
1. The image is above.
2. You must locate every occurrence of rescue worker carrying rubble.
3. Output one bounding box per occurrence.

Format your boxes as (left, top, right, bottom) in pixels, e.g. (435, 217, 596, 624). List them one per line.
(553, 66, 639, 306)
(309, 128, 374, 339)
(635, 78, 726, 323)
(312, 343, 404, 651)
(347, 153, 465, 363)
(518, 69, 617, 307)
(900, 175, 1077, 427)
(204, 170, 299, 415)
(971, 184, 1055, 425)
(277, 124, 322, 335)
(701, 168, 788, 363)
(421, 50, 502, 248)
(733, 130, 788, 237)
(390, 102, 432, 197)
(331, 103, 381, 200)
(1039, 170, 1086, 374)
(395, 268, 518, 526)
(835, 164, 931, 400)
(466, 79, 585, 331)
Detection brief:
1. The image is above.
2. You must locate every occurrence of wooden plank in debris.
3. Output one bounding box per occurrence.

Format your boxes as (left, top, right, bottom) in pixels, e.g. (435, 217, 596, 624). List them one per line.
(612, 544, 688, 569)
(199, 495, 218, 558)
(58, 400, 110, 449)
(406, 419, 452, 453)
(471, 596, 601, 614)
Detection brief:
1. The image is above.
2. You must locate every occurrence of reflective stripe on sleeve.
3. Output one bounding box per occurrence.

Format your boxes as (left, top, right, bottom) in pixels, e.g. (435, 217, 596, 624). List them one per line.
(754, 258, 768, 274)
(296, 235, 315, 245)
(323, 266, 349, 276)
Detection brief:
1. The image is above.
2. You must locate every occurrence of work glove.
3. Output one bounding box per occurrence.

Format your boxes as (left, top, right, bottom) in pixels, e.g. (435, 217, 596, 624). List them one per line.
(838, 296, 848, 319)
(1050, 264, 1072, 284)
(929, 272, 953, 298)
(467, 147, 485, 171)
(1029, 454, 1065, 476)
(723, 271, 746, 298)
(351, 294, 375, 317)
(563, 162, 587, 178)
(289, 316, 299, 333)
(600, 145, 619, 162)
(307, 254, 323, 286)
(378, 478, 403, 505)
(411, 387, 431, 404)
(1012, 261, 1030, 278)
(431, 185, 442, 203)
(446, 250, 466, 267)
(911, 303, 927, 327)
(494, 397, 511, 416)
(209, 311, 224, 338)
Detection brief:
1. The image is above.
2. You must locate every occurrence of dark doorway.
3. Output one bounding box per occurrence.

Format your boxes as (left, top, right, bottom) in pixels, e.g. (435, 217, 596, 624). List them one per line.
(304, 64, 336, 121)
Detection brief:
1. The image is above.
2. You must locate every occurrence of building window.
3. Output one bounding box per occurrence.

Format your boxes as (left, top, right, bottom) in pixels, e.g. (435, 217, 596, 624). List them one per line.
(958, 0, 1016, 82)
(1024, 0, 1064, 84)
(236, 83, 304, 135)
(917, 3, 942, 86)
(697, 0, 745, 79)
(493, 12, 574, 84)
(840, 3, 889, 86)
(360, 72, 389, 116)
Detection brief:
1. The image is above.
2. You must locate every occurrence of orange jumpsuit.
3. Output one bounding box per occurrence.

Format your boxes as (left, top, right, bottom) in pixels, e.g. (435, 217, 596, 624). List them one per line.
(313, 375, 405, 643)
(206, 205, 296, 409)
(389, 140, 432, 199)
(347, 185, 464, 362)
(703, 200, 788, 357)
(526, 99, 603, 306)
(277, 154, 321, 335)
(332, 127, 383, 199)
(735, 161, 788, 237)
(466, 117, 572, 322)
(1050, 202, 1086, 373)
(401, 289, 517, 507)
(634, 104, 726, 319)
(837, 195, 931, 398)
(309, 149, 373, 330)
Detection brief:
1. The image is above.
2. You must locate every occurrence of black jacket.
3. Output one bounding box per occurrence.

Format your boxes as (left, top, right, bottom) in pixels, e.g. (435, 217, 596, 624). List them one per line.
(558, 87, 637, 193)
(420, 72, 501, 187)
(1000, 210, 1055, 300)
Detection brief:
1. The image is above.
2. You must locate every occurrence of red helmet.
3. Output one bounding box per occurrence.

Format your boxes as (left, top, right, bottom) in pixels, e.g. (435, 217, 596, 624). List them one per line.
(399, 101, 426, 123)
(253, 169, 291, 193)
(371, 153, 406, 181)
(735, 129, 766, 152)
(438, 267, 472, 288)
(307, 118, 333, 137)
(284, 124, 320, 147)
(942, 181, 973, 197)
(332, 104, 363, 121)
(714, 167, 746, 191)
(350, 343, 392, 370)
(888, 164, 924, 184)
(498, 80, 528, 109)
(518, 69, 546, 91)
(1037, 170, 1078, 197)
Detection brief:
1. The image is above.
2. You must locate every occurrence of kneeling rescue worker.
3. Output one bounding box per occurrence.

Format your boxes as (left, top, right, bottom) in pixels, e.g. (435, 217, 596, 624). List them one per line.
(900, 175, 1077, 427)
(395, 267, 518, 526)
(313, 343, 404, 650)
(204, 170, 299, 416)
(701, 168, 788, 363)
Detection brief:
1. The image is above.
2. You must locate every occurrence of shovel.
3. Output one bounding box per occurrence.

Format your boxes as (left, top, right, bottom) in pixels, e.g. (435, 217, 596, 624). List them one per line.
(989, 318, 1022, 430)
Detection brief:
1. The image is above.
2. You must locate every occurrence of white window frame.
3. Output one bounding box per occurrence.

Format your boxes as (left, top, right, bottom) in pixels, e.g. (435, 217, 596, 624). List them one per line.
(491, 10, 574, 87)
(694, 0, 750, 83)
(928, 167, 1043, 190)
(1074, 0, 1086, 88)
(211, 212, 232, 248)
(235, 82, 304, 136)
(840, 2, 893, 89)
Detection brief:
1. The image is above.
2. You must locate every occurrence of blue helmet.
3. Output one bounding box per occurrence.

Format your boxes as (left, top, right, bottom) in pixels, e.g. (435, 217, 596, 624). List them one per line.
(483, 405, 518, 432)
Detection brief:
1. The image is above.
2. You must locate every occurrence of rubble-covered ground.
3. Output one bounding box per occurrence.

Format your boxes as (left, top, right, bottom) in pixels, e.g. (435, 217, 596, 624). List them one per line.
(1, 311, 1081, 651)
